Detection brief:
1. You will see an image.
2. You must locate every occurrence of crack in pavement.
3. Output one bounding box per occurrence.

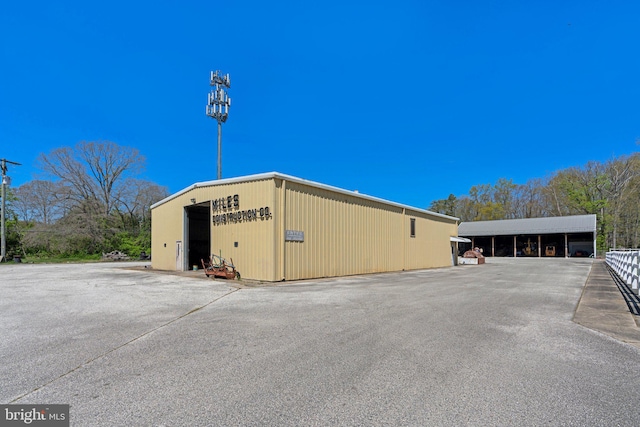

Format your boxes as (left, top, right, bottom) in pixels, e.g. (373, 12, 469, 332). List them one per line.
(10, 287, 241, 403)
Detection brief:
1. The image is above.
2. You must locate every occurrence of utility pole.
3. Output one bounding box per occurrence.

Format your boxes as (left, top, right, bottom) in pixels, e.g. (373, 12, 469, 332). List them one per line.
(1, 158, 21, 262)
(206, 71, 231, 180)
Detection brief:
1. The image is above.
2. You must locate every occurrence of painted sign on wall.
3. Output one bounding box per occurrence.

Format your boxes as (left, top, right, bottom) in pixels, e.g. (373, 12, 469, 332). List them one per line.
(211, 194, 272, 225)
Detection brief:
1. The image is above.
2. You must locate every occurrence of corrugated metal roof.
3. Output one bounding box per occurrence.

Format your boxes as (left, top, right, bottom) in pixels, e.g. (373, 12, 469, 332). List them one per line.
(150, 172, 459, 222)
(458, 215, 597, 236)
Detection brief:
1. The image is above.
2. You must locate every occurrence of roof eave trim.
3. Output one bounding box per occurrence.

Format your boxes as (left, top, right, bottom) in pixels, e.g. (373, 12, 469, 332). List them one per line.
(150, 172, 459, 222)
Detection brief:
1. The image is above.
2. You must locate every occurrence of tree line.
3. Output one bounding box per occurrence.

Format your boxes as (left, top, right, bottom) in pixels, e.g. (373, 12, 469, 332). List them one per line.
(428, 152, 640, 252)
(3, 141, 169, 259)
(4, 141, 638, 259)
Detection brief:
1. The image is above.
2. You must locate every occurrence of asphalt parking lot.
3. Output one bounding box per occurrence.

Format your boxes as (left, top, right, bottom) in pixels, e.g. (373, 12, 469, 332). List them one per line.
(2, 258, 640, 426)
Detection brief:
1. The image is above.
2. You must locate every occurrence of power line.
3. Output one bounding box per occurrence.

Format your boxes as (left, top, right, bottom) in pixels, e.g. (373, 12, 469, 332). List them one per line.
(1, 158, 21, 262)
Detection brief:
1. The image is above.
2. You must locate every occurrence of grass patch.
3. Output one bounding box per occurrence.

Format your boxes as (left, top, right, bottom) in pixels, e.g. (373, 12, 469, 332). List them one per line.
(3, 254, 103, 264)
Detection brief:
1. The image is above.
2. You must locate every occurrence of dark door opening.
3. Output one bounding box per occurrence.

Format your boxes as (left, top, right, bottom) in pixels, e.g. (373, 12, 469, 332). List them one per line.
(186, 204, 211, 269)
(494, 236, 513, 257)
(568, 233, 595, 257)
(473, 237, 491, 256)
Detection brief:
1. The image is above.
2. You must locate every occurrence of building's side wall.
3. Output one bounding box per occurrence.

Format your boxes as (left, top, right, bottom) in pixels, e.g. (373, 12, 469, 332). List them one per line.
(281, 180, 403, 280)
(404, 209, 459, 270)
(280, 180, 457, 280)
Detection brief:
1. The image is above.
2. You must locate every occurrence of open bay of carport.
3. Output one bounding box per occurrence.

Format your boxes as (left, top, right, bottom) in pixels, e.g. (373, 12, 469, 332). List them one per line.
(2, 258, 640, 426)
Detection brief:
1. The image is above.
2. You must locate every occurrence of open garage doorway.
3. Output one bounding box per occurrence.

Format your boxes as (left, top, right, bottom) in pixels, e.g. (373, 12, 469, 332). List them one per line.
(473, 237, 491, 256)
(541, 234, 565, 257)
(186, 203, 211, 270)
(494, 236, 513, 257)
(568, 233, 595, 257)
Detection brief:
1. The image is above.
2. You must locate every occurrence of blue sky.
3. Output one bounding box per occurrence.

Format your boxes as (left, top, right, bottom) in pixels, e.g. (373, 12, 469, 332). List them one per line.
(1, 1, 638, 209)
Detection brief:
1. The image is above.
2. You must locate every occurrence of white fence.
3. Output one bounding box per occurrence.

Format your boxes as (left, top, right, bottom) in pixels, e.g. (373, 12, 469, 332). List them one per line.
(606, 250, 640, 295)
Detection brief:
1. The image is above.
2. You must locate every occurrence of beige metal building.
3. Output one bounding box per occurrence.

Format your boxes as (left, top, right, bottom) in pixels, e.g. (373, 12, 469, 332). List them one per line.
(151, 172, 462, 281)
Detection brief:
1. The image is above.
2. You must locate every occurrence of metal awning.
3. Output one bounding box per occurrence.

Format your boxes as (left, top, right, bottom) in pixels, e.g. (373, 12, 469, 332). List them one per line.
(458, 215, 596, 237)
(450, 236, 471, 243)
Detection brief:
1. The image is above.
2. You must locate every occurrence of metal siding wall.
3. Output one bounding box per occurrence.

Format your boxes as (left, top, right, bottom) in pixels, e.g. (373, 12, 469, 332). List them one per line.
(206, 179, 277, 282)
(283, 182, 405, 280)
(404, 211, 458, 270)
(151, 200, 185, 271)
(151, 179, 277, 281)
(152, 175, 459, 281)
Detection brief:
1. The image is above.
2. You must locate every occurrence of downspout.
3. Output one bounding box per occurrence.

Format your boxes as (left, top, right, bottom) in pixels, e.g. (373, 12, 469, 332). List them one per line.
(279, 179, 286, 280)
(402, 208, 406, 271)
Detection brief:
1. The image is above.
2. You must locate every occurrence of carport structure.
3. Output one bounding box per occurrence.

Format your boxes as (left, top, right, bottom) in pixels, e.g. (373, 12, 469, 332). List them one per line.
(458, 215, 597, 258)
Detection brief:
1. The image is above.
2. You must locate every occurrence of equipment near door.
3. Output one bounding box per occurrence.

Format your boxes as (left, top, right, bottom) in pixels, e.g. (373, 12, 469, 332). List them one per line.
(522, 238, 537, 256)
(201, 254, 240, 280)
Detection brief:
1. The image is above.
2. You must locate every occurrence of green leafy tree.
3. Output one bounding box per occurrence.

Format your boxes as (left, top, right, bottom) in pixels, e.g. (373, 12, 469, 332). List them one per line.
(476, 201, 506, 221)
(429, 194, 458, 217)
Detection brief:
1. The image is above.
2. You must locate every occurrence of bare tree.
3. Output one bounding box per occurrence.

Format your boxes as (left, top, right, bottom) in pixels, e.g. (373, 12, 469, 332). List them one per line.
(603, 153, 640, 248)
(21, 198, 108, 255)
(512, 179, 546, 219)
(13, 180, 66, 224)
(114, 178, 169, 231)
(37, 141, 145, 216)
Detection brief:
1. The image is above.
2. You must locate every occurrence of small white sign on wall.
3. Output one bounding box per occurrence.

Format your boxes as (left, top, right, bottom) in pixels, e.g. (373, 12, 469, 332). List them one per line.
(285, 230, 304, 242)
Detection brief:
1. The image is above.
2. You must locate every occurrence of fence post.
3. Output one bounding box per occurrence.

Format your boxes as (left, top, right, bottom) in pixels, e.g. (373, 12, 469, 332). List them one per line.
(632, 251, 639, 295)
(624, 252, 631, 285)
(606, 249, 640, 296)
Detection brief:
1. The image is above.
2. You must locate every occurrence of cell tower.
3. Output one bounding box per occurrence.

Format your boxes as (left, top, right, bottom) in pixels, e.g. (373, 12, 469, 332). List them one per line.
(206, 71, 231, 180)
